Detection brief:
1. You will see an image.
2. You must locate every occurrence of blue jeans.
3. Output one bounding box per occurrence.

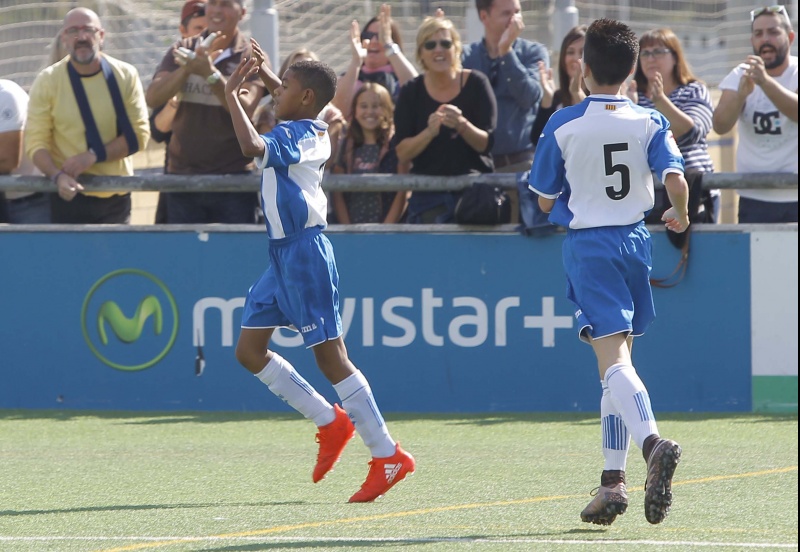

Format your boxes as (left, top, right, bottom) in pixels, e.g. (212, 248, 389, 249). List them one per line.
(51, 193, 130, 224)
(166, 192, 258, 224)
(6, 193, 52, 224)
(738, 197, 798, 223)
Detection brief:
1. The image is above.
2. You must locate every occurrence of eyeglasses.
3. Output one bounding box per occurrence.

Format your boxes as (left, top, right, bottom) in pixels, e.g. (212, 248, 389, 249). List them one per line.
(750, 5, 790, 22)
(360, 31, 378, 42)
(63, 25, 101, 38)
(640, 48, 672, 59)
(423, 39, 453, 50)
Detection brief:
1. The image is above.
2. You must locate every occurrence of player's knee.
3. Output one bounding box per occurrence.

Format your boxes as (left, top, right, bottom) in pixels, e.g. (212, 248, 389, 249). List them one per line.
(235, 342, 260, 373)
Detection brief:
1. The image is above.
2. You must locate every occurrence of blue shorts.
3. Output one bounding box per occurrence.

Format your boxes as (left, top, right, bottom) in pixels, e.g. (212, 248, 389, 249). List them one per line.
(563, 222, 655, 343)
(241, 226, 343, 348)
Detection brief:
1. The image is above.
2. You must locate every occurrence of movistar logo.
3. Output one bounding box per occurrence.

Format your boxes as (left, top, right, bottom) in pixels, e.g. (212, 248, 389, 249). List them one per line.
(81, 269, 179, 371)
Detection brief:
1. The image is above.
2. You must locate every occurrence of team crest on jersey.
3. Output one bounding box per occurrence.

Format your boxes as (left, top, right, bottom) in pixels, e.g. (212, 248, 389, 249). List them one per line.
(317, 131, 325, 138)
(605, 104, 616, 111)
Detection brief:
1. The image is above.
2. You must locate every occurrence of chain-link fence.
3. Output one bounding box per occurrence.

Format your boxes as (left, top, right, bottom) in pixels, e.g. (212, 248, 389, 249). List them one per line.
(1, 0, 797, 92)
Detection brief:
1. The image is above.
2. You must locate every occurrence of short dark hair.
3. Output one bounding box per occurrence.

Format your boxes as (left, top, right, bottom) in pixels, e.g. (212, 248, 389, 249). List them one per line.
(583, 18, 639, 86)
(288, 60, 337, 110)
(475, 0, 494, 13)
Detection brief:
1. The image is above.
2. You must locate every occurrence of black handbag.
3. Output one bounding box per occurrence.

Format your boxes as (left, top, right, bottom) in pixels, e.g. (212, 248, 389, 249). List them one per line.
(454, 182, 511, 225)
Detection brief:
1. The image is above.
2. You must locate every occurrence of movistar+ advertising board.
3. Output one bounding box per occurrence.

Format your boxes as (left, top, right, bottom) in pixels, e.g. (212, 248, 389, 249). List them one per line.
(0, 230, 753, 412)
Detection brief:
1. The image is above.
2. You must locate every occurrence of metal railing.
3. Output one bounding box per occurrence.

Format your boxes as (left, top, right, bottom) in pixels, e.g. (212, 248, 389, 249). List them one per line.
(1, 172, 797, 193)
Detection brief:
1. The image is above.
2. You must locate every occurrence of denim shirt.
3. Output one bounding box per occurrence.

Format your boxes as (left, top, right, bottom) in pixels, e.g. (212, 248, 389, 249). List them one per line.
(462, 38, 549, 155)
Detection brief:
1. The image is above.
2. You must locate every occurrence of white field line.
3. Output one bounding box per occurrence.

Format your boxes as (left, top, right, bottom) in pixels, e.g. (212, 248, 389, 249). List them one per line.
(0, 536, 796, 548)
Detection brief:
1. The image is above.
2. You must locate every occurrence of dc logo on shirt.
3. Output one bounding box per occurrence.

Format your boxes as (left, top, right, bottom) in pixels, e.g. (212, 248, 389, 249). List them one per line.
(752, 111, 781, 135)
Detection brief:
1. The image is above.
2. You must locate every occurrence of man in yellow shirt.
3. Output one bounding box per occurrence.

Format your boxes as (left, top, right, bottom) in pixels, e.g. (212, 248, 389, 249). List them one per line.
(26, 7, 150, 224)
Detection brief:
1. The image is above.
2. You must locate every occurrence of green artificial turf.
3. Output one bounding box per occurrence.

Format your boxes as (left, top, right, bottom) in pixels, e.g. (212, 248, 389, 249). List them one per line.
(0, 411, 796, 551)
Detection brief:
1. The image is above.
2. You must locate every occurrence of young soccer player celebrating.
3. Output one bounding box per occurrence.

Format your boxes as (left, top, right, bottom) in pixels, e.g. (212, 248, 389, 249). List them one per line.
(528, 19, 687, 525)
(223, 44, 415, 503)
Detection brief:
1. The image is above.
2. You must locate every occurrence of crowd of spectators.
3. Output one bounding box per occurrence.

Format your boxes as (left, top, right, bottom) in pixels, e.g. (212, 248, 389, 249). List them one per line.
(0, 1, 796, 225)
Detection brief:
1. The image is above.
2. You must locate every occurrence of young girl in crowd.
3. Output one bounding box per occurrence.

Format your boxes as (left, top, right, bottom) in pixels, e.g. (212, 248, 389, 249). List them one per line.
(332, 82, 408, 224)
(530, 25, 587, 147)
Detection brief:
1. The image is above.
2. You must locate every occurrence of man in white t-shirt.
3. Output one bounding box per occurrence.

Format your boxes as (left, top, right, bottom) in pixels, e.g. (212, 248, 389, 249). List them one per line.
(713, 5, 798, 223)
(0, 79, 50, 224)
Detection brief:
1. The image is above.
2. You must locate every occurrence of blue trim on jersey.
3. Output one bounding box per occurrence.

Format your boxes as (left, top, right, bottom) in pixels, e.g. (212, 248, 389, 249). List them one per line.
(259, 119, 330, 240)
(528, 95, 684, 230)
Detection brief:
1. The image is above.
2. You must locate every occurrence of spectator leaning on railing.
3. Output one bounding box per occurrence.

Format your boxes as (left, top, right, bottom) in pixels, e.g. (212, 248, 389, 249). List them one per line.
(712, 5, 798, 223)
(149, 0, 212, 224)
(462, 0, 547, 177)
(332, 82, 409, 224)
(146, 0, 264, 224)
(631, 27, 717, 223)
(395, 14, 497, 224)
(0, 79, 28, 223)
(1, 79, 43, 224)
(25, 8, 150, 224)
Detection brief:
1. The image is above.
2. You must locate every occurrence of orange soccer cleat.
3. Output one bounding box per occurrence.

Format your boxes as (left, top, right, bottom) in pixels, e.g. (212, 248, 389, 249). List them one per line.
(348, 443, 415, 503)
(312, 404, 355, 483)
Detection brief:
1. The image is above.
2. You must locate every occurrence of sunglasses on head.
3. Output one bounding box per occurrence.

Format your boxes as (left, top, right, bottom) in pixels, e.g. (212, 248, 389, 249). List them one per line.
(750, 5, 790, 22)
(423, 39, 453, 50)
(360, 30, 378, 42)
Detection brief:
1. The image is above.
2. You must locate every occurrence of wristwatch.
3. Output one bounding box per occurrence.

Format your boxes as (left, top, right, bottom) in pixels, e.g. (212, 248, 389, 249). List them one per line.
(206, 70, 222, 85)
(384, 42, 401, 58)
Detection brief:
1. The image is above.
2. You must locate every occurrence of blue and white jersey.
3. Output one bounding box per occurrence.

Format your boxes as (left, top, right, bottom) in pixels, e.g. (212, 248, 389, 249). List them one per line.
(529, 94, 684, 229)
(256, 119, 331, 239)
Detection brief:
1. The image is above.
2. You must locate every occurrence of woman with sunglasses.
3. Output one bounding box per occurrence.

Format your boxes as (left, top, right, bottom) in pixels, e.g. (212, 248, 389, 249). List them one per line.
(394, 14, 497, 224)
(630, 28, 717, 224)
(332, 3, 417, 119)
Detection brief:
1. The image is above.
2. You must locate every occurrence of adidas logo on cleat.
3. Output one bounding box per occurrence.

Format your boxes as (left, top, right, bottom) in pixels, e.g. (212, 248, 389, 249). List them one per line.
(384, 462, 403, 483)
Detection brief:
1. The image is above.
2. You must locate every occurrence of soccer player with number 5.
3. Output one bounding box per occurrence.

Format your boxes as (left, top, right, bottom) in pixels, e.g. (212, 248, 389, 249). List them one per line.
(528, 19, 689, 526)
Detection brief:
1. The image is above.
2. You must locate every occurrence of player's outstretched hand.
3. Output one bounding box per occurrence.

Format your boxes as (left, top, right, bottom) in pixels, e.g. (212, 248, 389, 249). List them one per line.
(225, 57, 258, 97)
(661, 207, 690, 233)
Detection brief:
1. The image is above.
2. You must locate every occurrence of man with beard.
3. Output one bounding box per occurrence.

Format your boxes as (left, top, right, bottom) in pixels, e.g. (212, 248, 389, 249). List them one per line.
(713, 5, 798, 223)
(25, 8, 150, 224)
(146, 0, 265, 224)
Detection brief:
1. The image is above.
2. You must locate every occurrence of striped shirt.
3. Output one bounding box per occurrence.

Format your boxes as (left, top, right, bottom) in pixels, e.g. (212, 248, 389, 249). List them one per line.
(638, 81, 714, 173)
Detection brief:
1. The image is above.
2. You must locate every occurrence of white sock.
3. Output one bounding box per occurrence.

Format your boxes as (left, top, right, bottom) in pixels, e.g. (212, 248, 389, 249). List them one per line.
(334, 371, 396, 458)
(255, 353, 334, 427)
(604, 363, 659, 449)
(601, 381, 630, 471)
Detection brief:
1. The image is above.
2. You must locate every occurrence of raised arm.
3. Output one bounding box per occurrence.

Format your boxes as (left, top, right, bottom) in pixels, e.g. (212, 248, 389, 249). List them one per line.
(379, 4, 418, 86)
(250, 38, 281, 96)
(331, 20, 367, 117)
(224, 57, 266, 159)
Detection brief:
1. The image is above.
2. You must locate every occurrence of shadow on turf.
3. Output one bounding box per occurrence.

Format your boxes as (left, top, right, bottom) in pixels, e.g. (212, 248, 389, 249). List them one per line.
(0, 501, 306, 517)
(0, 410, 795, 425)
(173, 533, 613, 551)
(196, 543, 414, 550)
